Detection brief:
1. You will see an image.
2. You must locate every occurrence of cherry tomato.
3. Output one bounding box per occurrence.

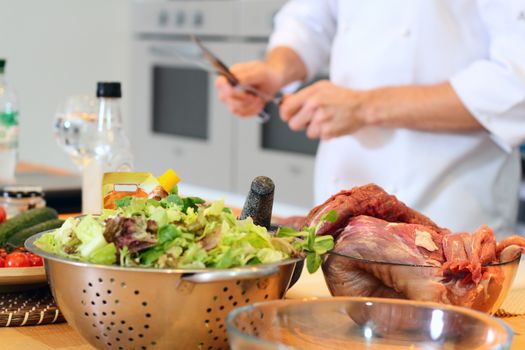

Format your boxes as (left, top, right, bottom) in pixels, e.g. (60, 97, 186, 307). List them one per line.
(0, 248, 7, 259)
(0, 256, 5, 268)
(27, 253, 43, 267)
(0, 206, 6, 224)
(5, 252, 31, 268)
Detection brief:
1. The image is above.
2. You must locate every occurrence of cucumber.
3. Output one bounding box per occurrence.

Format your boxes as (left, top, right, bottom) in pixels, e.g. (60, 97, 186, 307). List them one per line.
(6, 218, 64, 249)
(0, 207, 58, 245)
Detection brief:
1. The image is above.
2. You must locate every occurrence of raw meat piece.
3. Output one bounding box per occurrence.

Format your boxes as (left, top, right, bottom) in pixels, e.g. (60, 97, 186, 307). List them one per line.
(331, 216, 445, 265)
(323, 216, 449, 303)
(441, 226, 498, 285)
(497, 236, 525, 262)
(322, 216, 512, 311)
(313, 183, 525, 312)
(306, 184, 443, 237)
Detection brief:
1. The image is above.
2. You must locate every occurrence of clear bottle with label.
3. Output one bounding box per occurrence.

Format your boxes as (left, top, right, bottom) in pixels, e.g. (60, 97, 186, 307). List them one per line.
(82, 82, 134, 213)
(0, 59, 19, 183)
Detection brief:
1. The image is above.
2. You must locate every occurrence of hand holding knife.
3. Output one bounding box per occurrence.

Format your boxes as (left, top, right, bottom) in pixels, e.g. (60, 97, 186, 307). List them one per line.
(191, 35, 282, 123)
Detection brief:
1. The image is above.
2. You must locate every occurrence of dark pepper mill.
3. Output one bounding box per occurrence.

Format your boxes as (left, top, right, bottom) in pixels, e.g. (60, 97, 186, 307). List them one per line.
(239, 176, 275, 229)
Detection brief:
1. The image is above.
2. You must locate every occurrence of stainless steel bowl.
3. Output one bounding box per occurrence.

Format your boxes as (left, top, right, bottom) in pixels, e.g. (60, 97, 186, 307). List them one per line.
(26, 231, 302, 350)
(226, 297, 514, 350)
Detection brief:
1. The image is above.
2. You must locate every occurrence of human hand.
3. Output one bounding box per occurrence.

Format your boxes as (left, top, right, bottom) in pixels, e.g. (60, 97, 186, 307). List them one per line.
(215, 61, 283, 117)
(280, 80, 370, 139)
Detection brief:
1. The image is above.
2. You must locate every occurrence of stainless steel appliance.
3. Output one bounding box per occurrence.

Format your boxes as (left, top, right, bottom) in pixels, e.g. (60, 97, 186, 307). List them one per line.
(131, 0, 321, 207)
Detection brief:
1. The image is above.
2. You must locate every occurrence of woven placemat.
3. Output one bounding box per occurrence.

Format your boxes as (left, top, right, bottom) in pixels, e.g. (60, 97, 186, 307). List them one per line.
(494, 288, 525, 318)
(0, 287, 65, 327)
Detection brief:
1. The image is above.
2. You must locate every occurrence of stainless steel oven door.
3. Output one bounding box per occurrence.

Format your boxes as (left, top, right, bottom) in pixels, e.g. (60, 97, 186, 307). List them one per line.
(234, 43, 318, 207)
(131, 39, 235, 191)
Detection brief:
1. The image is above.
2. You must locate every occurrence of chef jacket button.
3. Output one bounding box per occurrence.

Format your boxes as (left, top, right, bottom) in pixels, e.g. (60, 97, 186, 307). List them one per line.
(518, 11, 525, 21)
(401, 28, 411, 37)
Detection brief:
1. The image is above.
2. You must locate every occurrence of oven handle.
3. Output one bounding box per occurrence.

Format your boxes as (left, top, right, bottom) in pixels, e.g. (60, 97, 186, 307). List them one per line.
(149, 45, 204, 61)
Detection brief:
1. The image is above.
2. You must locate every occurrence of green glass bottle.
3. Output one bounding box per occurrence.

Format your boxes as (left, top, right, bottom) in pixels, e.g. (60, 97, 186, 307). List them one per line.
(0, 59, 19, 182)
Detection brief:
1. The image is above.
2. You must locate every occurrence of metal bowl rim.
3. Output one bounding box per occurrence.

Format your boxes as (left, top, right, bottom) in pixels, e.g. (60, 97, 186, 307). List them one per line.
(25, 230, 303, 274)
(225, 296, 514, 349)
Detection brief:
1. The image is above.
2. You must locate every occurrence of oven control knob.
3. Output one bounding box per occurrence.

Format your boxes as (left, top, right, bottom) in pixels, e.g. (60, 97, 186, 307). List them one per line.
(175, 10, 186, 27)
(193, 11, 204, 27)
(158, 10, 168, 27)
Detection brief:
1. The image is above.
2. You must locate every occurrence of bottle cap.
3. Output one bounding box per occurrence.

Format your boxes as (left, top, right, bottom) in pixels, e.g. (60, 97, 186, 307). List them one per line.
(0, 59, 5, 73)
(2, 186, 44, 199)
(96, 82, 122, 98)
(158, 169, 180, 193)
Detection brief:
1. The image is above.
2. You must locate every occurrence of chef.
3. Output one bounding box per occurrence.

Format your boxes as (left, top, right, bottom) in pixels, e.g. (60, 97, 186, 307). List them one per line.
(216, 0, 525, 239)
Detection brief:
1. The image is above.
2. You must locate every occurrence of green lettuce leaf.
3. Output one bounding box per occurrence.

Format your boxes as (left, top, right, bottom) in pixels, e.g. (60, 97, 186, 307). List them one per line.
(89, 243, 117, 265)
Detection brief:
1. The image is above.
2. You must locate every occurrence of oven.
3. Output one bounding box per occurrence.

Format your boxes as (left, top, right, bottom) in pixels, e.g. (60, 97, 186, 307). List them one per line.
(130, 0, 238, 191)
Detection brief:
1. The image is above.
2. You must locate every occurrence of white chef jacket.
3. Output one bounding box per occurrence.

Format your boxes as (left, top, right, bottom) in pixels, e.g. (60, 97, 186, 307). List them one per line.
(269, 0, 525, 239)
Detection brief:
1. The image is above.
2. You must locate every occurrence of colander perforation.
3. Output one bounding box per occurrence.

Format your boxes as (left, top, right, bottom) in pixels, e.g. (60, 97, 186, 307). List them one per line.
(79, 277, 155, 350)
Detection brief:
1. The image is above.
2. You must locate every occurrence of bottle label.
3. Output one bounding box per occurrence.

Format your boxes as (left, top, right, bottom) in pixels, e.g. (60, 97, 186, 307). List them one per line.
(0, 111, 19, 149)
(0, 111, 18, 127)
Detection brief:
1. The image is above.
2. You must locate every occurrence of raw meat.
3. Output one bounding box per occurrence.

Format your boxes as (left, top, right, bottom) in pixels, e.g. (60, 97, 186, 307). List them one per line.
(497, 236, 525, 262)
(323, 216, 449, 303)
(306, 184, 443, 237)
(316, 184, 525, 312)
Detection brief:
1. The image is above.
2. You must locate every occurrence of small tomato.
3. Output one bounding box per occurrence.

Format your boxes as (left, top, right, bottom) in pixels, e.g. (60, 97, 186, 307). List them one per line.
(5, 252, 31, 268)
(0, 206, 6, 224)
(27, 253, 43, 267)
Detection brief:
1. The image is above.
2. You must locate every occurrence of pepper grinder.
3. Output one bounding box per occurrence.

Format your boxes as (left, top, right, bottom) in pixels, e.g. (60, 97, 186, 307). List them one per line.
(239, 176, 274, 229)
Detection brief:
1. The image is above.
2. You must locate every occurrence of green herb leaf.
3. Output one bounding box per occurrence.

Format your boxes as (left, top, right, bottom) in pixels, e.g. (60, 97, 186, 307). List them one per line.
(313, 235, 335, 255)
(306, 227, 316, 251)
(276, 227, 302, 238)
(182, 197, 205, 213)
(139, 246, 164, 266)
(306, 251, 321, 273)
(158, 224, 182, 244)
(165, 194, 184, 206)
(147, 199, 161, 207)
(321, 210, 338, 223)
(114, 196, 133, 208)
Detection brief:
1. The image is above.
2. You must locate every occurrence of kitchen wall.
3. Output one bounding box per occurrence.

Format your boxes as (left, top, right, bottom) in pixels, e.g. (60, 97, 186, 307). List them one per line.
(0, 0, 131, 172)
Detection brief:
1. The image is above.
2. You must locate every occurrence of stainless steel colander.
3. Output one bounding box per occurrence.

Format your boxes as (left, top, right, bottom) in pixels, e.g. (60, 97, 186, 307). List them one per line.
(26, 232, 302, 350)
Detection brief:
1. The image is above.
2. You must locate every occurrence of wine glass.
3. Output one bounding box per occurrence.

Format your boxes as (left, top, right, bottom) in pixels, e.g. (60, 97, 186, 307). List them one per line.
(53, 95, 98, 170)
(53, 95, 101, 213)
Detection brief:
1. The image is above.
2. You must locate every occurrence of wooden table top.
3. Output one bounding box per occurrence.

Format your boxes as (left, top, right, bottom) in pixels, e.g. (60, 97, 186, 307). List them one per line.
(1, 267, 524, 350)
(2, 163, 523, 349)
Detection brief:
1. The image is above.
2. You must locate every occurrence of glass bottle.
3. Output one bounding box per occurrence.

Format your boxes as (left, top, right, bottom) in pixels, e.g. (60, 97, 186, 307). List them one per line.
(82, 82, 133, 214)
(0, 59, 19, 183)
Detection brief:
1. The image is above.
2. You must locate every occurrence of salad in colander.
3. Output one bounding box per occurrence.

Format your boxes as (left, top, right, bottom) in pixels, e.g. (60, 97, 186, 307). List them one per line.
(34, 192, 335, 273)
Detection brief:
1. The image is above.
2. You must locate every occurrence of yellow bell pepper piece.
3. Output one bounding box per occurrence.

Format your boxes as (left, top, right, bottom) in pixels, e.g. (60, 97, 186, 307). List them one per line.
(158, 169, 180, 193)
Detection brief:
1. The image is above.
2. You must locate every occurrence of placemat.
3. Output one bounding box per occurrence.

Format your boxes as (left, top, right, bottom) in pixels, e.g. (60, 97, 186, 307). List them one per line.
(0, 287, 65, 327)
(495, 288, 525, 318)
